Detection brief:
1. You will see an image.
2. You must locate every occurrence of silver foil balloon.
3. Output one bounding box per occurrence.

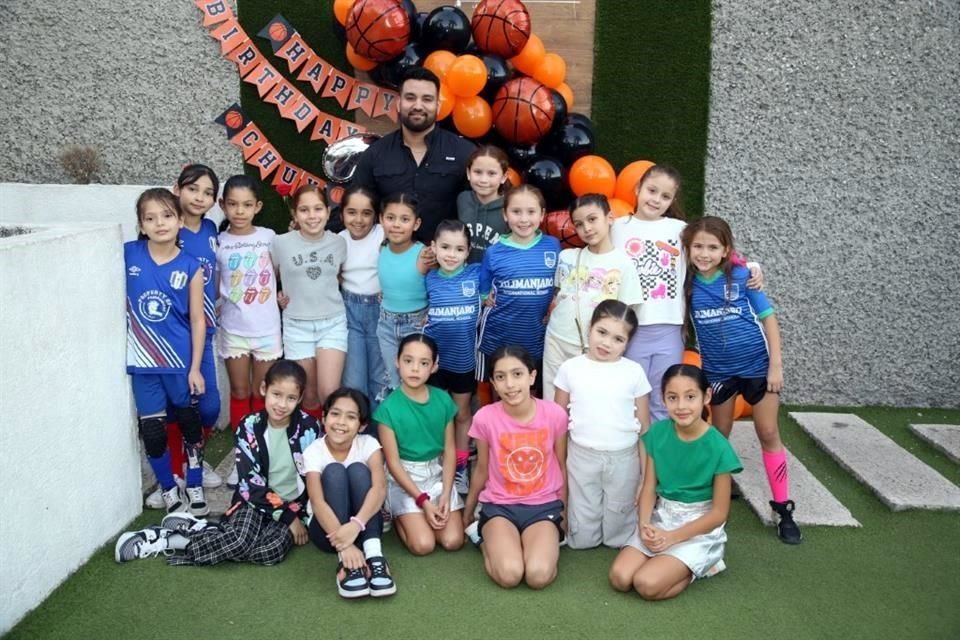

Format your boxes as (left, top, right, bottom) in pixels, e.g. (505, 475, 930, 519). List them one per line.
(321, 132, 382, 184)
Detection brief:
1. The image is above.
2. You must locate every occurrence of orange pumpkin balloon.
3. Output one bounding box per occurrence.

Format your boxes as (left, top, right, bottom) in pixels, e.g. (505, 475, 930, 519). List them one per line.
(569, 155, 616, 197)
(453, 95, 493, 138)
(532, 52, 566, 89)
(615, 160, 656, 206)
(437, 83, 455, 120)
(609, 198, 633, 218)
(510, 33, 545, 75)
(345, 42, 377, 71)
(424, 50, 457, 81)
(506, 167, 522, 188)
(555, 82, 574, 110)
(447, 55, 487, 97)
(334, 0, 354, 26)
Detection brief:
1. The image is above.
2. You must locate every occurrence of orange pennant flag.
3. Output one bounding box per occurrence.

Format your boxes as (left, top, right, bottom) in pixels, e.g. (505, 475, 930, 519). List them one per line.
(230, 122, 268, 160)
(265, 80, 301, 118)
(225, 42, 266, 79)
(209, 17, 250, 55)
(321, 68, 355, 108)
(271, 162, 303, 192)
(195, 0, 234, 26)
(287, 97, 320, 133)
(248, 143, 283, 180)
(348, 82, 379, 117)
(244, 61, 282, 98)
(298, 170, 326, 189)
(311, 114, 343, 145)
(276, 33, 313, 73)
(372, 89, 400, 122)
(337, 120, 367, 140)
(296, 55, 332, 94)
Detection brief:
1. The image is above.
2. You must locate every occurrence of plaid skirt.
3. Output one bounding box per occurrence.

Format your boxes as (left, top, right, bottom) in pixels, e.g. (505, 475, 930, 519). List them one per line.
(168, 502, 293, 567)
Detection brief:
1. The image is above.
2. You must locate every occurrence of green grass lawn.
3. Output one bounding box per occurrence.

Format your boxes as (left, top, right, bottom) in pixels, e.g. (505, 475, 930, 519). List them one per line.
(7, 407, 959, 639)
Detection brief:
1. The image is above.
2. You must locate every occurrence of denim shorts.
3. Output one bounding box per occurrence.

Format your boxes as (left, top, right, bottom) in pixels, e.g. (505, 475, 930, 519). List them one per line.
(282, 313, 349, 360)
(377, 307, 428, 391)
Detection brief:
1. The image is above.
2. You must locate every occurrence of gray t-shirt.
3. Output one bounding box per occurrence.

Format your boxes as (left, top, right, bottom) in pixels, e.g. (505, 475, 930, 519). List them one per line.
(272, 230, 347, 320)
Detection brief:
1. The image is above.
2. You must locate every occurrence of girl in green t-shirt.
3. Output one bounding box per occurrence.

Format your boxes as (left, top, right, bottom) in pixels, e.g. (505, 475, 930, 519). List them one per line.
(609, 364, 742, 600)
(375, 333, 465, 555)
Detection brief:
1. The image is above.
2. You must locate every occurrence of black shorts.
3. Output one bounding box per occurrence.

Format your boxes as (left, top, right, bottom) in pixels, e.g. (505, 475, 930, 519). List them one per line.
(429, 368, 476, 395)
(477, 352, 544, 398)
(477, 500, 565, 542)
(710, 376, 768, 406)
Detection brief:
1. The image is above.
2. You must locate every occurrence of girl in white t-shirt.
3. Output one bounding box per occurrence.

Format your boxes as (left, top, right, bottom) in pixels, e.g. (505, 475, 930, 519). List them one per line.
(543, 194, 645, 401)
(304, 388, 395, 599)
(554, 299, 651, 550)
(215, 175, 281, 431)
(338, 187, 388, 411)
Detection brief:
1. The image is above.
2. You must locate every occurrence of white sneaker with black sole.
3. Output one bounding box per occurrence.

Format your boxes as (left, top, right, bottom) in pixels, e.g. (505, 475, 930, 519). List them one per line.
(115, 527, 173, 563)
(145, 476, 184, 510)
(202, 461, 223, 488)
(185, 486, 209, 517)
(161, 485, 188, 513)
(161, 511, 209, 535)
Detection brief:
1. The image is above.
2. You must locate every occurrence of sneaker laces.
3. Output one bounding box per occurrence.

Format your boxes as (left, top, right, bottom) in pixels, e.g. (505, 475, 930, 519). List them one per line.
(369, 558, 390, 579)
(133, 529, 174, 559)
(186, 486, 205, 503)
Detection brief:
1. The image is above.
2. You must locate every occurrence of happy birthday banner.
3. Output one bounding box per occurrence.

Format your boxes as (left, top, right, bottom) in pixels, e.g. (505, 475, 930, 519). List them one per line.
(196, 1, 398, 148)
(214, 103, 326, 195)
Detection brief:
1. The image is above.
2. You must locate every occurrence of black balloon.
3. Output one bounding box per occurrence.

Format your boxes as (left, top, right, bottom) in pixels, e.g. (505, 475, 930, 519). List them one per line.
(331, 16, 347, 45)
(376, 43, 428, 89)
(481, 54, 513, 103)
(524, 156, 571, 210)
(505, 142, 539, 170)
(540, 119, 595, 166)
(421, 6, 472, 54)
(547, 90, 568, 136)
(567, 112, 595, 134)
(402, 1, 420, 41)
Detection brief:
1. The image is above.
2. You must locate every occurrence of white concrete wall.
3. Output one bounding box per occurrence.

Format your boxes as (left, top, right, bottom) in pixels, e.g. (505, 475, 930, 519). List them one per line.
(0, 224, 139, 634)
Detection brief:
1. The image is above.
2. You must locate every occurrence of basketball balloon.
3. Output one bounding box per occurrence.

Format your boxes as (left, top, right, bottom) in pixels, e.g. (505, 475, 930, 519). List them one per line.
(491, 77, 556, 144)
(424, 50, 457, 81)
(532, 52, 566, 89)
(569, 155, 616, 198)
(345, 43, 378, 71)
(453, 95, 493, 138)
(509, 33, 544, 75)
(446, 55, 487, 97)
(615, 160, 656, 206)
(345, 0, 411, 62)
(541, 210, 585, 249)
(471, 0, 531, 58)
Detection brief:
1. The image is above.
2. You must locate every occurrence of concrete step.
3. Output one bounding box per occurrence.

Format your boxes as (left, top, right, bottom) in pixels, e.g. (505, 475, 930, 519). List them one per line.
(140, 446, 236, 517)
(791, 412, 960, 512)
(729, 422, 860, 527)
(910, 424, 960, 464)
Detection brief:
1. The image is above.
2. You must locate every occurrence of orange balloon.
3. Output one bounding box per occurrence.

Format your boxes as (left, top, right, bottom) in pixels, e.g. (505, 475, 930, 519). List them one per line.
(424, 50, 457, 81)
(682, 349, 702, 367)
(437, 83, 455, 120)
(506, 167, 522, 188)
(447, 55, 487, 97)
(345, 43, 377, 71)
(615, 160, 656, 206)
(555, 82, 574, 110)
(453, 95, 493, 138)
(532, 52, 566, 89)
(510, 33, 545, 75)
(334, 0, 354, 26)
(609, 198, 633, 218)
(569, 155, 616, 198)
(733, 396, 750, 420)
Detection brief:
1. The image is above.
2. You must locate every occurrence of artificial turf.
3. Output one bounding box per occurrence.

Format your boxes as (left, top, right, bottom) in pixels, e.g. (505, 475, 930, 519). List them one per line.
(7, 407, 959, 639)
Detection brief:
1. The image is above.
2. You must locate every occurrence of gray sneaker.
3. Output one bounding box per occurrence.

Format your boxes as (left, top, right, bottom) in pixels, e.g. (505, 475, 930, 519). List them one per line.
(115, 527, 172, 563)
(161, 511, 208, 535)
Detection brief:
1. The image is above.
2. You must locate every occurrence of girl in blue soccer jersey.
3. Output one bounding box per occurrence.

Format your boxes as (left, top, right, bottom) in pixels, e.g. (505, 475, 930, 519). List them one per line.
(424, 219, 482, 494)
(125, 188, 208, 515)
(681, 216, 801, 545)
(477, 185, 560, 399)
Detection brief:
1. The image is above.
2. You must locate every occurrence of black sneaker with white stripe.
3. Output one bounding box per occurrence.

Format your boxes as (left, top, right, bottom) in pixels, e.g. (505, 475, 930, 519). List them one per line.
(367, 556, 396, 597)
(337, 563, 369, 599)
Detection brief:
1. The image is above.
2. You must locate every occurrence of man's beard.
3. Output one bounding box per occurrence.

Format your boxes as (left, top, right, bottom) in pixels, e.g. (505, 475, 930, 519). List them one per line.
(401, 110, 436, 133)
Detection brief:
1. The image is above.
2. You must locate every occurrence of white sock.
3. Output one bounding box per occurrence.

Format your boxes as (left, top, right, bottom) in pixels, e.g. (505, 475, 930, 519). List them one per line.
(166, 531, 191, 551)
(363, 538, 382, 559)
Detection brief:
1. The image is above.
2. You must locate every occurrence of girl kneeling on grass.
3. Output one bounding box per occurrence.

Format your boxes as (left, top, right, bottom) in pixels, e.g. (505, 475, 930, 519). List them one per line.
(115, 360, 320, 566)
(608, 364, 741, 600)
(463, 346, 568, 590)
(304, 388, 396, 599)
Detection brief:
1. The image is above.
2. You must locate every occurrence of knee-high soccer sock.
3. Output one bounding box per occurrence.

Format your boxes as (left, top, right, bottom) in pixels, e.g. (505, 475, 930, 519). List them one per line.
(476, 382, 492, 407)
(762, 448, 789, 503)
(166, 422, 186, 477)
(250, 396, 266, 414)
(141, 417, 175, 490)
(149, 450, 176, 491)
(229, 396, 250, 433)
(177, 406, 205, 488)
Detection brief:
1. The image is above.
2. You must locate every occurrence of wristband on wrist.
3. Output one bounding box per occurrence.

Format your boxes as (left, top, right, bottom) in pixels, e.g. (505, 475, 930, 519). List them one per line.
(415, 492, 430, 508)
(349, 516, 366, 531)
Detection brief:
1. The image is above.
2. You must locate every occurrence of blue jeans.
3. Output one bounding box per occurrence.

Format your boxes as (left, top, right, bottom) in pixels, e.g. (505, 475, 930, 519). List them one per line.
(342, 292, 387, 412)
(376, 307, 428, 395)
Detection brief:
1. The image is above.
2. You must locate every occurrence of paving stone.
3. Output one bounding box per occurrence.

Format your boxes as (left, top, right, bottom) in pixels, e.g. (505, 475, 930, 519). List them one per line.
(910, 424, 960, 464)
(791, 413, 960, 512)
(730, 422, 860, 527)
(208, 454, 237, 517)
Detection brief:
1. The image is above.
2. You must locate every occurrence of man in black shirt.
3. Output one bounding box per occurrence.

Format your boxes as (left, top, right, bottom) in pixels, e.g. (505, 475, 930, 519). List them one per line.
(351, 67, 477, 243)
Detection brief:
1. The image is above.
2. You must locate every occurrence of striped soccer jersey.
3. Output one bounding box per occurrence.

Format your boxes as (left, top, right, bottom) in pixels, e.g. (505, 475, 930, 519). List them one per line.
(425, 263, 482, 373)
(179, 218, 218, 333)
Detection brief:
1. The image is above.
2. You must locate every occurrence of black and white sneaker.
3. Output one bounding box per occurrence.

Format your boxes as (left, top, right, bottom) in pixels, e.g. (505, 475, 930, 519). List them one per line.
(367, 556, 397, 597)
(185, 486, 210, 517)
(337, 563, 370, 599)
(114, 527, 173, 563)
(770, 499, 803, 545)
(161, 485, 187, 513)
(161, 511, 209, 535)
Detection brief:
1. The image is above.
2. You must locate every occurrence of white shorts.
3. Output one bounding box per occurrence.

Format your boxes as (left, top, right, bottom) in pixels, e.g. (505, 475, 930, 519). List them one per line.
(387, 457, 465, 517)
(282, 313, 349, 360)
(217, 329, 283, 361)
